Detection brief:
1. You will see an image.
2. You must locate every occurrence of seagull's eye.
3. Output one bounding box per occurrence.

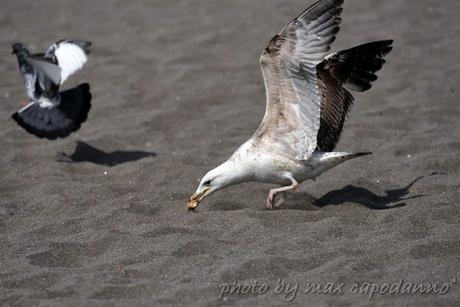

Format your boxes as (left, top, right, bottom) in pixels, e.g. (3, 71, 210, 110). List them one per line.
(203, 180, 212, 186)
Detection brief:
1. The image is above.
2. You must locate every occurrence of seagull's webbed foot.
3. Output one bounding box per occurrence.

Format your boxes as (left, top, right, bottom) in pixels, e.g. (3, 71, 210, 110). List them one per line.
(266, 192, 287, 210)
(265, 178, 298, 210)
(274, 192, 287, 208)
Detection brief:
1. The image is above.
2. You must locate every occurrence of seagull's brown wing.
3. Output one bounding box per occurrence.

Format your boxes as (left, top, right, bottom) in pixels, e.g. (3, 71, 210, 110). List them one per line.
(254, 0, 344, 160)
(316, 40, 393, 151)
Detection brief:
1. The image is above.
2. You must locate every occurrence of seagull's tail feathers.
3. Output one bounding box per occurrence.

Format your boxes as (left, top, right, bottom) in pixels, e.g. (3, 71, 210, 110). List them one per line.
(11, 83, 92, 140)
(346, 152, 373, 159)
(329, 40, 393, 92)
(311, 151, 372, 177)
(318, 152, 372, 164)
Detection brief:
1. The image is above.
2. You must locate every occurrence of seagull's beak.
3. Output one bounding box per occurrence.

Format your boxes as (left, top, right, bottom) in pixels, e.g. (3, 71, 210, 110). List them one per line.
(187, 187, 211, 211)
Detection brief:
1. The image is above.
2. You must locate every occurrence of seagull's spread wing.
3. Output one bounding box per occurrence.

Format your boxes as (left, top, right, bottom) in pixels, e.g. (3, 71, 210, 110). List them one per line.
(46, 40, 91, 84)
(316, 40, 393, 151)
(254, 0, 343, 160)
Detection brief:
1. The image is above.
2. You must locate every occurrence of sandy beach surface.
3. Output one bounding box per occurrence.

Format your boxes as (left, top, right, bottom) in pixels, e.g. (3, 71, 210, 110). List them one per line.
(1, 0, 459, 306)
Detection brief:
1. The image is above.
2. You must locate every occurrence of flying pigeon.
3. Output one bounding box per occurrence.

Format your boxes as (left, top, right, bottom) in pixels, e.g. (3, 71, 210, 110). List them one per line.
(11, 40, 92, 139)
(188, 0, 393, 210)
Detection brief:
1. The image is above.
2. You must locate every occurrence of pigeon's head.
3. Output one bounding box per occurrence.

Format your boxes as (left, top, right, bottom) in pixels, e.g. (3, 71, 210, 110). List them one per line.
(188, 160, 246, 210)
(11, 43, 26, 55)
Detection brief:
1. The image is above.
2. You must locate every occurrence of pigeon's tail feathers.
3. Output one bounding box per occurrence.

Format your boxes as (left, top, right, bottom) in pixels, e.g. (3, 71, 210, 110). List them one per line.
(11, 83, 92, 140)
(59, 83, 92, 125)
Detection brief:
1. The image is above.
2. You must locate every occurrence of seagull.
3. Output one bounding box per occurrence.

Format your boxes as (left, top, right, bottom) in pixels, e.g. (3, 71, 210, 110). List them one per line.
(188, 0, 393, 210)
(11, 40, 92, 140)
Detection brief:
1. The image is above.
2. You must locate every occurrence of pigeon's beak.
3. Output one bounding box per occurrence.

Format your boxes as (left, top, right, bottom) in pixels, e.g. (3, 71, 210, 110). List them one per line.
(187, 188, 210, 211)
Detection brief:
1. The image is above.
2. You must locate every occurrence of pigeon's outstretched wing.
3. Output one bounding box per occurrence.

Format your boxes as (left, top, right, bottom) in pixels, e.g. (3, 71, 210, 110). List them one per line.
(316, 40, 393, 151)
(22, 55, 61, 106)
(26, 57, 61, 85)
(254, 0, 343, 160)
(45, 40, 91, 84)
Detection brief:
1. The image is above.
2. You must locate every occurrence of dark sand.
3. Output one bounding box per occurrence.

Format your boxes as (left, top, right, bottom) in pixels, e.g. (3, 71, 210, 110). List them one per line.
(1, 0, 459, 306)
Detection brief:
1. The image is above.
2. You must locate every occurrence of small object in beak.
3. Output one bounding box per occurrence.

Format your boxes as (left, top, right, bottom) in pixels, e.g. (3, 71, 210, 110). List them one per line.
(187, 198, 199, 211)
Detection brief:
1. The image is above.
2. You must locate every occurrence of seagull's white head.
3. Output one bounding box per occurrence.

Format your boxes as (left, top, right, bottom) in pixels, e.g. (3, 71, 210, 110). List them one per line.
(188, 160, 247, 210)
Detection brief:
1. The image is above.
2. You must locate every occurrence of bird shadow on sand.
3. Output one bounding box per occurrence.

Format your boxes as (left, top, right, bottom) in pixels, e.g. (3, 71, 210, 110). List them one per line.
(308, 176, 426, 210)
(57, 141, 157, 167)
(209, 176, 427, 212)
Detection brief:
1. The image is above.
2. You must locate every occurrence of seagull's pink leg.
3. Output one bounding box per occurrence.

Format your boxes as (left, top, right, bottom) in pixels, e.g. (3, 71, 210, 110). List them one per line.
(266, 178, 298, 209)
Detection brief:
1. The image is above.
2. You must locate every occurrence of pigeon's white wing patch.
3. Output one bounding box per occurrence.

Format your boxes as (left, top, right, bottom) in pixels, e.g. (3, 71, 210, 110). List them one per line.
(25, 57, 62, 85)
(54, 42, 88, 84)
